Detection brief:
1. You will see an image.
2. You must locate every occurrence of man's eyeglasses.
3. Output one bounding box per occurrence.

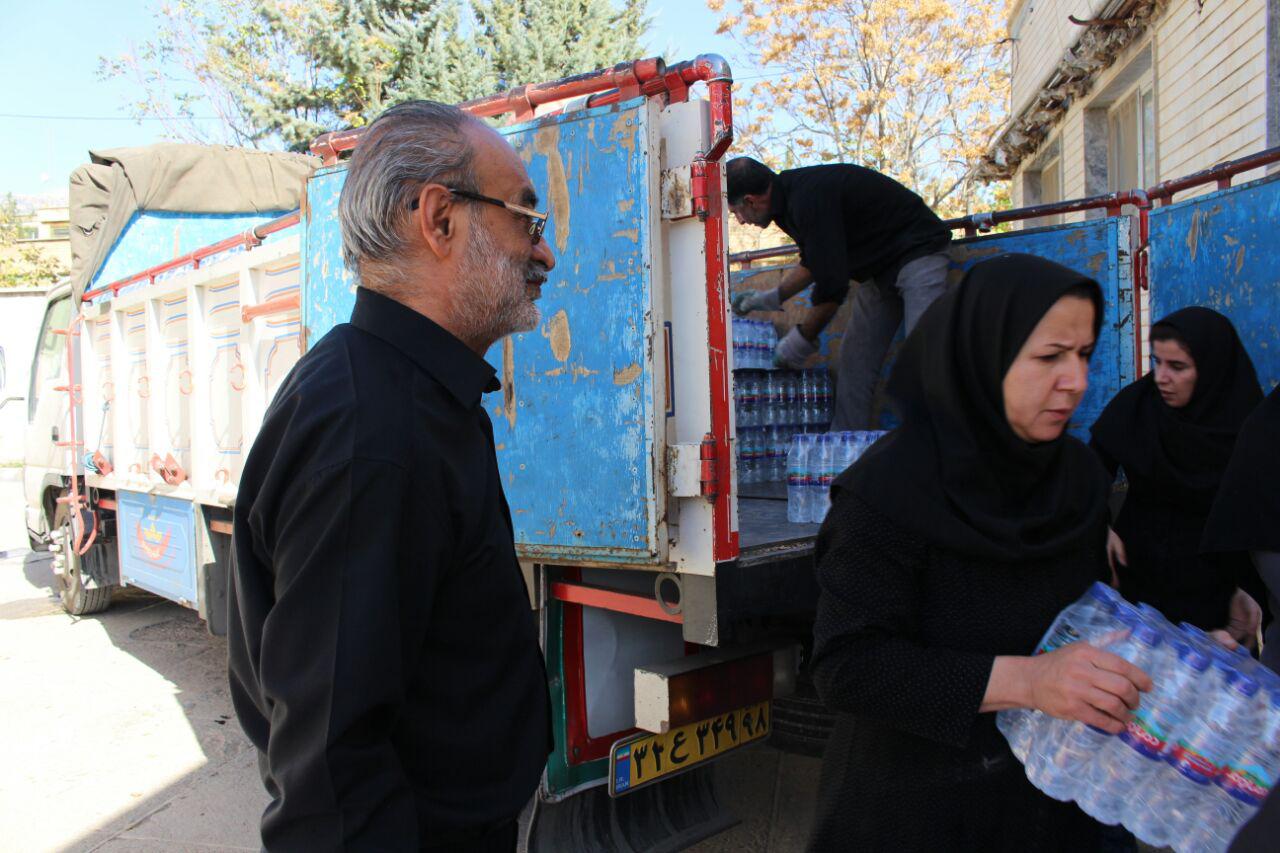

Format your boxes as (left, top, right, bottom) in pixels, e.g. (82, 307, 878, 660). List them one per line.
(411, 187, 549, 244)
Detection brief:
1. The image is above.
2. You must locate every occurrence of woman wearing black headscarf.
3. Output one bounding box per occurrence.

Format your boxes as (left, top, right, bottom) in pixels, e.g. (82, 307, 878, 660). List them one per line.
(1090, 308, 1263, 635)
(808, 254, 1152, 851)
(1202, 384, 1280, 667)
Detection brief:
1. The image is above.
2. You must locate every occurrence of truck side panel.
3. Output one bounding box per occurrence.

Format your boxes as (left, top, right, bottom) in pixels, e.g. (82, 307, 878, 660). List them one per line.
(302, 99, 668, 567)
(91, 210, 291, 294)
(1148, 173, 1280, 390)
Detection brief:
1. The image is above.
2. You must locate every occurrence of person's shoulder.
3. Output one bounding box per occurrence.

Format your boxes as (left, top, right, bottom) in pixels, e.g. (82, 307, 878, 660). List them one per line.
(823, 486, 924, 558)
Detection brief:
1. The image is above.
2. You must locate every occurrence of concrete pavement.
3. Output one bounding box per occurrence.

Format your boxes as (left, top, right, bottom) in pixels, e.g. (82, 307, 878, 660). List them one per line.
(0, 475, 819, 852)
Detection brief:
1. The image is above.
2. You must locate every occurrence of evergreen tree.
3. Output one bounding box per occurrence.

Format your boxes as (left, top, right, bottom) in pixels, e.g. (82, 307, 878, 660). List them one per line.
(102, 0, 649, 152)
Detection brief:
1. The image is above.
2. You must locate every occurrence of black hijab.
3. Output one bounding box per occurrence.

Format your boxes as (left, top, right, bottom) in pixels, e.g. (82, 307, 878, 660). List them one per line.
(1091, 307, 1262, 512)
(833, 253, 1109, 562)
(1202, 384, 1280, 555)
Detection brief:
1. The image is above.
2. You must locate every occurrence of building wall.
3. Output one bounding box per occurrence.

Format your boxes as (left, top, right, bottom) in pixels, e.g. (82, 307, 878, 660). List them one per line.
(0, 288, 51, 463)
(1157, 0, 1268, 180)
(1008, 0, 1112, 117)
(1010, 0, 1269, 213)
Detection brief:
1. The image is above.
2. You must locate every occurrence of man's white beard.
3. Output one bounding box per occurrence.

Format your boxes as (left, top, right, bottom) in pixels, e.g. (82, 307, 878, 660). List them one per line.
(454, 224, 542, 348)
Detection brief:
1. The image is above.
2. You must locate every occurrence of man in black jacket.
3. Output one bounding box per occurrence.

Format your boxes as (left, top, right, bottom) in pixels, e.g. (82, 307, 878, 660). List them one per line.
(727, 157, 952, 430)
(229, 101, 554, 852)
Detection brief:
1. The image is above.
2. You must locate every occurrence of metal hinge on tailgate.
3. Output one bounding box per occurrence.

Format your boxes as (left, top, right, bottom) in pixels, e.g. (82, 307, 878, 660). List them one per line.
(668, 433, 719, 498)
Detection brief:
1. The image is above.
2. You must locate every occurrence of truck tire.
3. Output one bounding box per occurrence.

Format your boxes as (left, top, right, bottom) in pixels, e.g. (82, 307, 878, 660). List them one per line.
(51, 505, 115, 617)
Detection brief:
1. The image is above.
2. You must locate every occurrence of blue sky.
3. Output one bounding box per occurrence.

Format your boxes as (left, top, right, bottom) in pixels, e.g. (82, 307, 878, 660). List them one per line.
(0, 0, 758, 201)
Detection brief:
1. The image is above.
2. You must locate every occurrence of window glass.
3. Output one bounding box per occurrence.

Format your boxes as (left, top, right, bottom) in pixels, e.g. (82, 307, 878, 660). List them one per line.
(1141, 88, 1157, 187)
(1108, 92, 1139, 193)
(28, 297, 72, 422)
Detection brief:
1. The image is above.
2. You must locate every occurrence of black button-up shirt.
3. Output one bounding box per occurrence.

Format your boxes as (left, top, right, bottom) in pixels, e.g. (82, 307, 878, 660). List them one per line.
(769, 165, 951, 306)
(229, 287, 551, 851)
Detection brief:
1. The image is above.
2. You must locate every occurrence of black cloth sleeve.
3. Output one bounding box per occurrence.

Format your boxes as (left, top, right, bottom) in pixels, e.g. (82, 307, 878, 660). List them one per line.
(251, 458, 443, 852)
(791, 205, 852, 306)
(1089, 437, 1120, 480)
(810, 494, 996, 748)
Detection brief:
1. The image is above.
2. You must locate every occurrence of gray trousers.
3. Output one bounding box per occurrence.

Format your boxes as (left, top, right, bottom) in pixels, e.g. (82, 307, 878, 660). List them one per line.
(1255, 551, 1280, 671)
(831, 251, 951, 431)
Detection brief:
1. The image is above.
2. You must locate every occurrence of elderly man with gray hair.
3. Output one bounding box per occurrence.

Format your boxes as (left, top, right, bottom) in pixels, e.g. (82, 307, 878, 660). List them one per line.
(228, 101, 555, 852)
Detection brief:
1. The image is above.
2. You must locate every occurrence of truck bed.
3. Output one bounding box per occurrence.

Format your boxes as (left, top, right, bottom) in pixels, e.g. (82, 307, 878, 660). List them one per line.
(737, 487, 822, 564)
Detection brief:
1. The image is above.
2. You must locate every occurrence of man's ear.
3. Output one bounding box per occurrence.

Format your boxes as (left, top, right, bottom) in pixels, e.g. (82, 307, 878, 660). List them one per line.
(415, 183, 459, 260)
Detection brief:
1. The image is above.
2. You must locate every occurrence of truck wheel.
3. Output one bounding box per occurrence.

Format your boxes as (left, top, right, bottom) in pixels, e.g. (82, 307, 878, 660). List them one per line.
(50, 506, 114, 616)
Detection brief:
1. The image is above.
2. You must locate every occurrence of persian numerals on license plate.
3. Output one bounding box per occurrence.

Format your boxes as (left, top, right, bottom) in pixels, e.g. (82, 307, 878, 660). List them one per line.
(608, 701, 771, 797)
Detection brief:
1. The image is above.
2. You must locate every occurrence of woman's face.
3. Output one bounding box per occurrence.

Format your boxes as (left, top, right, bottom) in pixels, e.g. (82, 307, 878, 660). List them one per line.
(1151, 339, 1197, 408)
(1002, 296, 1097, 443)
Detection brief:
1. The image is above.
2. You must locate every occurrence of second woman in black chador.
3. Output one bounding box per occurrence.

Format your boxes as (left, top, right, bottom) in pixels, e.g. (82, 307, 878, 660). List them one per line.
(1090, 307, 1263, 634)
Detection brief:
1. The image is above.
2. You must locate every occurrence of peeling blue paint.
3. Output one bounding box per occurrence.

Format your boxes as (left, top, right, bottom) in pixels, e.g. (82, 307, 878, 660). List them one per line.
(301, 100, 658, 565)
(1149, 175, 1280, 392)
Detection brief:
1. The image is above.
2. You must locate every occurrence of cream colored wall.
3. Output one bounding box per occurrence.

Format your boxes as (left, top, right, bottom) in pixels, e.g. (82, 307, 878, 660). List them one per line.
(1010, 0, 1269, 214)
(1009, 0, 1113, 117)
(1157, 0, 1268, 189)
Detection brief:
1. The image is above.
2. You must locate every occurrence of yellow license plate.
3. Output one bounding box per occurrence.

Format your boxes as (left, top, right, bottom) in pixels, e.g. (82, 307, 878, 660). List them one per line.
(608, 701, 771, 797)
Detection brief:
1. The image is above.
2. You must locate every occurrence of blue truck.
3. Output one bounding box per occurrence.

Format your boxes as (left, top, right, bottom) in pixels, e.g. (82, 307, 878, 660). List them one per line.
(18, 55, 1280, 848)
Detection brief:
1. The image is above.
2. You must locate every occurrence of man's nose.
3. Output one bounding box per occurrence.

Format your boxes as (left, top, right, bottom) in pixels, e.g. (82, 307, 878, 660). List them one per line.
(533, 236, 556, 271)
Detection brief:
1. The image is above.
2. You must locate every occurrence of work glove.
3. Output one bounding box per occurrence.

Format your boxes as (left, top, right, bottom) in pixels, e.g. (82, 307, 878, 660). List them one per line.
(730, 287, 782, 316)
(774, 326, 818, 369)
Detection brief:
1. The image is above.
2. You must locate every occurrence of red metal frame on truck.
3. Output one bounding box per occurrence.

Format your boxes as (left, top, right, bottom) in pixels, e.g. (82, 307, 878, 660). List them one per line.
(728, 144, 1280, 378)
(314, 56, 739, 561)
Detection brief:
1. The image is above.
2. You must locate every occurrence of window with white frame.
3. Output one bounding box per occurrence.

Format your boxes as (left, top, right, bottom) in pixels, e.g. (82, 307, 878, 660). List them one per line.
(1109, 82, 1157, 192)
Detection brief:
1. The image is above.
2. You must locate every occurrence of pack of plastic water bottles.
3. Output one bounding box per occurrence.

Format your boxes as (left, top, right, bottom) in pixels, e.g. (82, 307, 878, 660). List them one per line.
(998, 582, 1280, 852)
(734, 369, 834, 485)
(785, 430, 888, 524)
(731, 318, 779, 370)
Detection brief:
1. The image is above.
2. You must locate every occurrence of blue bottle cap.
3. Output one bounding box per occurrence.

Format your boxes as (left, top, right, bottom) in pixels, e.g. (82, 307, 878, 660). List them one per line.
(1115, 603, 1141, 625)
(1176, 643, 1210, 673)
(1231, 672, 1260, 698)
(1180, 622, 1209, 640)
(1132, 622, 1162, 647)
(1087, 582, 1120, 603)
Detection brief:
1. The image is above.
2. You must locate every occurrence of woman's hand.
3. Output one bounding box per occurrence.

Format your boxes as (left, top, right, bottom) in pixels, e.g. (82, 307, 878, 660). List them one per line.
(1023, 644, 1152, 733)
(1224, 588, 1262, 648)
(1105, 527, 1127, 588)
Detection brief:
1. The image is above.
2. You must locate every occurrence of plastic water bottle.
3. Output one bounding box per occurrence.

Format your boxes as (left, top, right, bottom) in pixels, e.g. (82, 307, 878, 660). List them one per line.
(1035, 614, 1160, 803)
(1003, 583, 1123, 764)
(816, 370, 834, 425)
(1086, 639, 1209, 829)
(1189, 685, 1280, 852)
(780, 372, 798, 427)
(810, 434, 836, 523)
(759, 372, 776, 427)
(836, 432, 857, 474)
(757, 321, 773, 369)
(787, 434, 810, 523)
(1146, 672, 1261, 850)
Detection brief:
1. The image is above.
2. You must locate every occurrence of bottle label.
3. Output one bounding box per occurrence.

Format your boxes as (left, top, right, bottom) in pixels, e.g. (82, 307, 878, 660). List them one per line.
(817, 473, 834, 488)
(1035, 621, 1082, 655)
(1118, 711, 1170, 760)
(787, 473, 804, 486)
(1217, 762, 1274, 806)
(1170, 742, 1220, 785)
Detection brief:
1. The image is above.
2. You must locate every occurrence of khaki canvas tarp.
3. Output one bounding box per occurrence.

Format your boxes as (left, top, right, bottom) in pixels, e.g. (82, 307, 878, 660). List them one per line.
(69, 144, 318, 302)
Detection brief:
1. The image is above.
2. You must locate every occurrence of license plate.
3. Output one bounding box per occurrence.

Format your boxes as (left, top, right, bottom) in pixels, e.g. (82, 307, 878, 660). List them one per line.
(608, 701, 771, 797)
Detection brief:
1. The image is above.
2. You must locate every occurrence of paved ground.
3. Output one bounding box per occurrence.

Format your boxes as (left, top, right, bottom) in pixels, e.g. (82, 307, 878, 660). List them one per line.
(0, 474, 820, 852)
